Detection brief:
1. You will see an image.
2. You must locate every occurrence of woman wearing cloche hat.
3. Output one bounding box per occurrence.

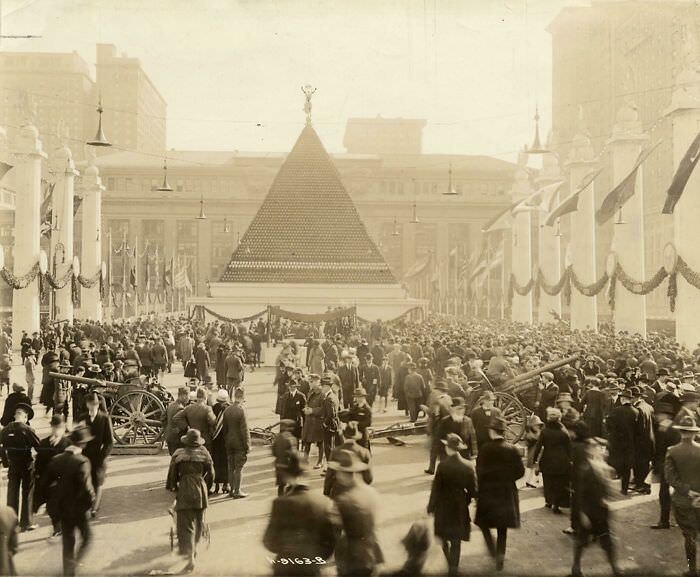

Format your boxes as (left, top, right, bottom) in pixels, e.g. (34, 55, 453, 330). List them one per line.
(166, 429, 214, 573)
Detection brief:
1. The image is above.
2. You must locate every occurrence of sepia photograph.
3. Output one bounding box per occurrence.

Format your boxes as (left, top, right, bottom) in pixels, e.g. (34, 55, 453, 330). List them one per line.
(0, 0, 700, 575)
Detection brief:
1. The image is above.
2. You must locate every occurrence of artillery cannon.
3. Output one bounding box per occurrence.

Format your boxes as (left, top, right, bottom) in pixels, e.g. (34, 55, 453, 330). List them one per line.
(49, 372, 173, 447)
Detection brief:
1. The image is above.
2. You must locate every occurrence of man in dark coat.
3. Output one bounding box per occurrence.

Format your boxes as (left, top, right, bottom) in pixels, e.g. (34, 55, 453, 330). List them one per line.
(475, 416, 525, 572)
(0, 402, 40, 531)
(437, 398, 478, 460)
(631, 386, 655, 494)
(470, 391, 503, 451)
(404, 363, 427, 423)
(328, 450, 384, 577)
(40, 351, 61, 412)
(224, 349, 245, 397)
(279, 380, 307, 443)
(323, 423, 372, 498)
(272, 420, 298, 496)
(0, 383, 32, 427)
(606, 389, 639, 495)
(173, 387, 217, 452)
(162, 387, 189, 456)
(263, 452, 336, 576)
(427, 433, 477, 576)
(346, 388, 372, 451)
(78, 392, 113, 517)
(359, 354, 380, 408)
(535, 372, 559, 421)
(45, 425, 95, 577)
(221, 387, 251, 499)
(533, 407, 571, 513)
(34, 414, 70, 537)
(337, 355, 359, 410)
(320, 377, 341, 469)
(651, 396, 682, 529)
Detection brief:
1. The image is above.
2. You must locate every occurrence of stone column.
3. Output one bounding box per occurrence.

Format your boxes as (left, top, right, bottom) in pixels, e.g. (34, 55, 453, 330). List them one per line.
(608, 104, 648, 336)
(11, 124, 45, 344)
(535, 151, 563, 322)
(77, 158, 104, 321)
(510, 161, 534, 324)
(52, 145, 78, 324)
(566, 132, 598, 331)
(666, 66, 700, 348)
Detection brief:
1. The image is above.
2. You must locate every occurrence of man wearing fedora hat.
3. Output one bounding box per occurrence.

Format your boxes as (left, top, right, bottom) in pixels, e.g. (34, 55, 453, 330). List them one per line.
(427, 433, 477, 576)
(631, 386, 655, 495)
(279, 379, 307, 444)
(424, 379, 451, 475)
(651, 397, 682, 530)
(347, 387, 373, 451)
(404, 363, 427, 423)
(328, 449, 384, 577)
(666, 415, 700, 577)
(606, 388, 639, 495)
(475, 416, 524, 572)
(34, 414, 70, 539)
(272, 419, 298, 496)
(167, 429, 214, 573)
(263, 452, 337, 576)
(0, 383, 32, 427)
(45, 424, 95, 576)
(323, 423, 372, 498)
(0, 402, 39, 532)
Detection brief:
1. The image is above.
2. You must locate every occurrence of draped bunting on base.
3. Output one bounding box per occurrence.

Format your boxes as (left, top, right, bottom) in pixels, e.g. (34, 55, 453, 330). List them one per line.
(356, 306, 423, 325)
(195, 305, 269, 324)
(269, 306, 356, 323)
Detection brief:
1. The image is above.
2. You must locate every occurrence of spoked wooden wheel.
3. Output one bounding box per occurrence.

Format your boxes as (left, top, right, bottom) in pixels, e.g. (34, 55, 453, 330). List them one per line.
(109, 390, 166, 445)
(493, 392, 527, 444)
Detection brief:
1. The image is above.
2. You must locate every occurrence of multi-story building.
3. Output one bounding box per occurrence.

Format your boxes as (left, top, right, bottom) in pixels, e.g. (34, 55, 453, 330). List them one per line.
(548, 0, 699, 322)
(0, 50, 94, 159)
(95, 44, 166, 154)
(93, 118, 516, 310)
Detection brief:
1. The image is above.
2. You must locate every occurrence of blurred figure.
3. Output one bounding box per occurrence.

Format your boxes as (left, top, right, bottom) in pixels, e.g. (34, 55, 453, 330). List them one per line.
(272, 419, 298, 496)
(162, 387, 189, 456)
(45, 424, 95, 577)
(263, 452, 336, 576)
(211, 389, 231, 495)
(328, 450, 384, 577)
(34, 414, 69, 539)
(382, 522, 432, 577)
(78, 392, 113, 517)
(533, 407, 571, 514)
(569, 437, 620, 577)
(665, 415, 700, 577)
(427, 434, 477, 576)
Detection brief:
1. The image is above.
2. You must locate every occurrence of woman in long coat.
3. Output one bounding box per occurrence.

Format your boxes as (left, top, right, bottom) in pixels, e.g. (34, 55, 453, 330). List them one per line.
(166, 429, 214, 573)
(532, 407, 571, 513)
(308, 341, 325, 376)
(475, 417, 525, 572)
(194, 343, 210, 382)
(211, 390, 230, 494)
(302, 382, 325, 468)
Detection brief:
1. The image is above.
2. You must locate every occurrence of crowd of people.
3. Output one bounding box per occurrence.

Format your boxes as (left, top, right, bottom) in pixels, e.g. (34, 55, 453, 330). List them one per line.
(0, 314, 698, 576)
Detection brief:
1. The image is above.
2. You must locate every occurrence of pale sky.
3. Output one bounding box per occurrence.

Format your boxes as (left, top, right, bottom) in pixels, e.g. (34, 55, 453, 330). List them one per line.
(0, 0, 588, 160)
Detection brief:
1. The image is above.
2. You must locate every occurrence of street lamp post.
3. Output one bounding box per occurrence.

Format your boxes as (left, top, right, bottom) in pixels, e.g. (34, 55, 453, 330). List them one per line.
(114, 230, 132, 319)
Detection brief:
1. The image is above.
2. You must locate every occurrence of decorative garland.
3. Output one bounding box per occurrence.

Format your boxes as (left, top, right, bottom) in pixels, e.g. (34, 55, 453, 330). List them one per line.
(615, 263, 668, 295)
(668, 272, 678, 312)
(44, 267, 74, 290)
(677, 256, 700, 290)
(1, 263, 41, 289)
(569, 268, 610, 297)
(607, 269, 616, 312)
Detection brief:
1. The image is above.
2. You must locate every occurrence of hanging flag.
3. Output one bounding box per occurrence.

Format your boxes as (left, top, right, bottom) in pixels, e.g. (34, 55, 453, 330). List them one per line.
(662, 132, 700, 214)
(482, 202, 519, 234)
(40, 181, 55, 237)
(596, 142, 661, 225)
(144, 254, 151, 291)
(129, 266, 137, 289)
(518, 181, 565, 212)
(538, 181, 565, 214)
(164, 257, 173, 288)
(545, 167, 603, 227)
(0, 161, 12, 181)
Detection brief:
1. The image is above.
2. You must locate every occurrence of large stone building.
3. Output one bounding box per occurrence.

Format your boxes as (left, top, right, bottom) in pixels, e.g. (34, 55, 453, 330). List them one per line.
(548, 0, 699, 322)
(94, 118, 516, 310)
(0, 44, 166, 159)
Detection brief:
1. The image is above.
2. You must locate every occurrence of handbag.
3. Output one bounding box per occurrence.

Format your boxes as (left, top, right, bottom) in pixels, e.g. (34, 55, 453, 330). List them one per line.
(184, 359, 197, 378)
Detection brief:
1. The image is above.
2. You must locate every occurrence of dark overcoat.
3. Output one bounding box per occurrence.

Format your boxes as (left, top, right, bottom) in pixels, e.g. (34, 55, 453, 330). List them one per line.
(427, 453, 477, 540)
(301, 388, 324, 444)
(475, 438, 524, 529)
(533, 421, 571, 475)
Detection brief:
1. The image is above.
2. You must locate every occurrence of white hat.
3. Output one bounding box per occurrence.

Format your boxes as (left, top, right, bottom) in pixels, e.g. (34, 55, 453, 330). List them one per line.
(216, 389, 229, 402)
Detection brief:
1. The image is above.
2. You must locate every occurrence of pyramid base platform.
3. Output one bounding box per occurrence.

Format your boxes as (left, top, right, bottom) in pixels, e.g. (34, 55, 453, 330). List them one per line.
(189, 282, 427, 322)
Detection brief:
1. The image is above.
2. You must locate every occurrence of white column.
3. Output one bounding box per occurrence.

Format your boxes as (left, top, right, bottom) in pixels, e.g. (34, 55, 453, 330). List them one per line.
(608, 105, 648, 337)
(566, 133, 598, 331)
(510, 161, 533, 324)
(666, 67, 700, 348)
(76, 160, 104, 321)
(536, 151, 563, 322)
(11, 124, 45, 345)
(52, 145, 77, 324)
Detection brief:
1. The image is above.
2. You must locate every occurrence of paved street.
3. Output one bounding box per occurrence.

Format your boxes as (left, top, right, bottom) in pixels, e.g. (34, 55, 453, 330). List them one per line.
(1, 364, 687, 576)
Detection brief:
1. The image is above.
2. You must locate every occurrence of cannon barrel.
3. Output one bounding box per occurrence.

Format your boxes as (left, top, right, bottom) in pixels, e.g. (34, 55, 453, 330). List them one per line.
(501, 354, 580, 393)
(48, 372, 122, 389)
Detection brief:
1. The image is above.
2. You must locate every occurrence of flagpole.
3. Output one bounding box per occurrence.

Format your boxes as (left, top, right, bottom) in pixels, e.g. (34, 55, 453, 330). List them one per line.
(500, 232, 506, 320)
(486, 235, 491, 319)
(134, 235, 139, 318)
(107, 228, 112, 321)
(121, 229, 127, 320)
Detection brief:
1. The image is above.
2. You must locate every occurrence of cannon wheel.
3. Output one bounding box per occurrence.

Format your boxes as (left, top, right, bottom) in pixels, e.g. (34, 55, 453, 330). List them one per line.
(493, 392, 527, 444)
(109, 389, 166, 445)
